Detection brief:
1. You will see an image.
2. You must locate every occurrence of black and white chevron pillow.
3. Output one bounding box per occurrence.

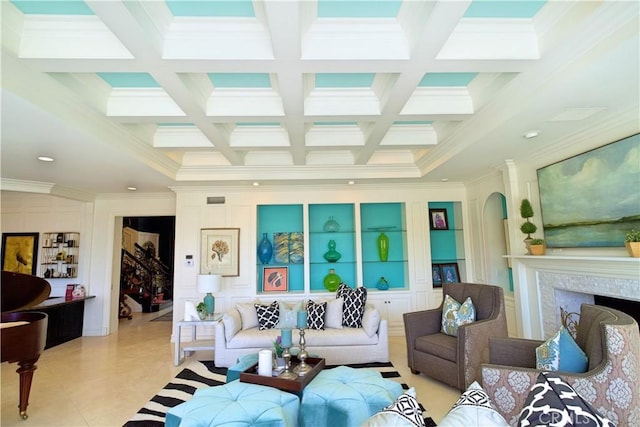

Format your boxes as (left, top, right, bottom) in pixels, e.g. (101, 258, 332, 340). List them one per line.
(254, 301, 279, 330)
(336, 283, 367, 328)
(306, 300, 327, 330)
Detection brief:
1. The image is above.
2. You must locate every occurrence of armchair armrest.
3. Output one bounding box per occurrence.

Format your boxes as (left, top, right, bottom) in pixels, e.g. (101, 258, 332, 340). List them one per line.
(488, 336, 542, 367)
(403, 308, 442, 340)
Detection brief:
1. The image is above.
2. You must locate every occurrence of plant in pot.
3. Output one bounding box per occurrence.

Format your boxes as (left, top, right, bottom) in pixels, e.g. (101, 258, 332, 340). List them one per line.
(529, 238, 546, 256)
(196, 302, 207, 320)
(624, 229, 640, 257)
(520, 199, 537, 254)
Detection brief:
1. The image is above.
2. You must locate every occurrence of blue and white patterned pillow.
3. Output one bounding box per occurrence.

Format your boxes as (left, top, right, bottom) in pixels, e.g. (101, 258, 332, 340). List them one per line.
(441, 295, 476, 336)
(254, 301, 279, 330)
(535, 326, 588, 373)
(336, 283, 367, 328)
(306, 300, 327, 330)
(518, 372, 615, 426)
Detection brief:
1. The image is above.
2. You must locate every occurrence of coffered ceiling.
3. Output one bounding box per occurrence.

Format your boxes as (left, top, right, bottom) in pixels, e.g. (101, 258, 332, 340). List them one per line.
(1, 1, 638, 199)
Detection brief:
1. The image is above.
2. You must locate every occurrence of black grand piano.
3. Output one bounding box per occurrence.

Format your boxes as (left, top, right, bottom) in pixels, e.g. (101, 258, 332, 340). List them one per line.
(1, 271, 51, 420)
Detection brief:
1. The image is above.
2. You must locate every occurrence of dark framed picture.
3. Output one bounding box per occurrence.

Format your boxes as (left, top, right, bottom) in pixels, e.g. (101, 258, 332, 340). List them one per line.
(432, 264, 443, 287)
(263, 266, 288, 292)
(441, 263, 460, 283)
(1, 232, 39, 275)
(429, 209, 449, 230)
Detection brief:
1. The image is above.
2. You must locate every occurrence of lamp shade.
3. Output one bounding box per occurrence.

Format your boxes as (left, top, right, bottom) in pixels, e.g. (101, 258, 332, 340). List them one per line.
(197, 274, 221, 294)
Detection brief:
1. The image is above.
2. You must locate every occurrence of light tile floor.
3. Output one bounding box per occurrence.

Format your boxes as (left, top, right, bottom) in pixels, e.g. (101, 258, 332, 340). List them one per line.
(1, 310, 460, 426)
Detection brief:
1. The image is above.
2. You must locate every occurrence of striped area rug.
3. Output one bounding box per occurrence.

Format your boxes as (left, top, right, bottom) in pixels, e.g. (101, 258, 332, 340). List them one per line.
(123, 360, 436, 427)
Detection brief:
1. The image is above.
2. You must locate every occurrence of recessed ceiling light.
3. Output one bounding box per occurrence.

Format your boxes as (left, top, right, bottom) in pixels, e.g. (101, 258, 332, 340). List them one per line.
(127, 186, 137, 191)
(524, 131, 539, 139)
(38, 156, 54, 162)
(441, 178, 449, 182)
(348, 181, 355, 185)
(252, 182, 260, 186)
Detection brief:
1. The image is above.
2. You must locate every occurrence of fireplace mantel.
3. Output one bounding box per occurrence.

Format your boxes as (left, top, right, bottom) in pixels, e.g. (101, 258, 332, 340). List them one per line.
(507, 255, 639, 339)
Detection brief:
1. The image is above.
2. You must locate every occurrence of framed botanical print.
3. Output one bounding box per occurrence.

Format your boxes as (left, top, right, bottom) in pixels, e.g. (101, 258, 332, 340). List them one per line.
(1, 232, 39, 275)
(429, 209, 449, 230)
(441, 263, 460, 283)
(432, 264, 443, 287)
(200, 228, 240, 276)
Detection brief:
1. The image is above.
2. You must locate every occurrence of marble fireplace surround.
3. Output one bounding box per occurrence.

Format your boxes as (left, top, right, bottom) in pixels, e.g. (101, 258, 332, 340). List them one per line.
(510, 255, 639, 339)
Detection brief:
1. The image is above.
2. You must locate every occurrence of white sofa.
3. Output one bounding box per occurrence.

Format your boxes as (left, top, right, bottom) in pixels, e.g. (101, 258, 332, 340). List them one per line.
(214, 300, 389, 368)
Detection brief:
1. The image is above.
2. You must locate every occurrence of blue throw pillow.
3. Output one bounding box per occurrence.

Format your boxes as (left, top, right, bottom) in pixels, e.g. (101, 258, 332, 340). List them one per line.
(536, 326, 588, 373)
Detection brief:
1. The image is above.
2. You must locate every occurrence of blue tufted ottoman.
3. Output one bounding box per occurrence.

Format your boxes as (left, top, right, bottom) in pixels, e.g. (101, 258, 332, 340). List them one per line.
(165, 380, 300, 427)
(300, 365, 403, 427)
(226, 353, 259, 383)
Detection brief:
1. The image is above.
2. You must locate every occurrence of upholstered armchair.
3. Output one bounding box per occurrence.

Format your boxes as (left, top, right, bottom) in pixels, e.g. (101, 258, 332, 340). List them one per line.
(403, 282, 508, 391)
(481, 304, 640, 426)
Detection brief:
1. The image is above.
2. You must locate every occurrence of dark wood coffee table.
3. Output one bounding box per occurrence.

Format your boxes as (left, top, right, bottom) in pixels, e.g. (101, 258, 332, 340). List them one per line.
(239, 356, 325, 392)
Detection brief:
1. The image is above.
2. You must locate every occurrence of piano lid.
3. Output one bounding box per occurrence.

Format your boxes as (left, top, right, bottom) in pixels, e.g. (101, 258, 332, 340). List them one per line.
(1, 271, 51, 313)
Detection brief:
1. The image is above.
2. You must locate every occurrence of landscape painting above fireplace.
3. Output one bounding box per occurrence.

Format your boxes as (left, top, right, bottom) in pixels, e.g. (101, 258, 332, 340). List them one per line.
(537, 133, 640, 247)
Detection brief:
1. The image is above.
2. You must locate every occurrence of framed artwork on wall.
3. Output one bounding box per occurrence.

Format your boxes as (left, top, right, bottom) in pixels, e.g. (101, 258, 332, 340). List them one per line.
(263, 266, 288, 292)
(431, 264, 443, 287)
(441, 263, 460, 283)
(1, 232, 39, 275)
(200, 228, 240, 276)
(429, 209, 449, 230)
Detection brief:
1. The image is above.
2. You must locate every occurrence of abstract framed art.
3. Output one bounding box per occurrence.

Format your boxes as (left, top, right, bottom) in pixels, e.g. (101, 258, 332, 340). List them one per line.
(263, 266, 288, 292)
(200, 228, 240, 276)
(1, 232, 39, 275)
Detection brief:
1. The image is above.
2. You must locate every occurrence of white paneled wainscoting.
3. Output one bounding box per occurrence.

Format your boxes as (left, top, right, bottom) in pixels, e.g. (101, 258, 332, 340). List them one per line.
(509, 255, 640, 339)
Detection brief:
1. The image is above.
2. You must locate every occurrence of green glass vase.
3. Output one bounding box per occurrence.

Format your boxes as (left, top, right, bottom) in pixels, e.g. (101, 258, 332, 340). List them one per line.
(323, 240, 342, 262)
(377, 232, 389, 262)
(323, 268, 341, 292)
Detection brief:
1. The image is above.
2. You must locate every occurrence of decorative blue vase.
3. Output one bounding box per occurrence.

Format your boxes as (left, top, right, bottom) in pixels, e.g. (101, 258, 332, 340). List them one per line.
(257, 233, 273, 264)
(377, 277, 389, 290)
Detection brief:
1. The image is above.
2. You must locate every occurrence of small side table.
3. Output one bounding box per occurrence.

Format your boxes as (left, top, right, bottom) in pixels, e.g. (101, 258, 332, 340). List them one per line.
(174, 315, 221, 366)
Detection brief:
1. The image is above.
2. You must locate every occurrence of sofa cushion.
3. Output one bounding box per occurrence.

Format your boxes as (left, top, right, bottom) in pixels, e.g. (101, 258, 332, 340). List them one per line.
(441, 295, 476, 337)
(535, 326, 588, 373)
(324, 297, 344, 329)
(255, 301, 279, 330)
(361, 387, 425, 427)
(237, 301, 260, 330)
(438, 381, 508, 427)
(275, 300, 302, 329)
(518, 372, 615, 426)
(223, 309, 242, 341)
(307, 300, 327, 330)
(362, 304, 381, 338)
(337, 283, 367, 327)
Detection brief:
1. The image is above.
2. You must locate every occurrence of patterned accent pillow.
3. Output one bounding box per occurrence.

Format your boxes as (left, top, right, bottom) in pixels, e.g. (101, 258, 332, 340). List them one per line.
(518, 372, 615, 427)
(438, 382, 509, 427)
(535, 326, 588, 373)
(362, 387, 426, 427)
(254, 301, 279, 330)
(306, 300, 327, 330)
(441, 294, 476, 336)
(336, 283, 367, 328)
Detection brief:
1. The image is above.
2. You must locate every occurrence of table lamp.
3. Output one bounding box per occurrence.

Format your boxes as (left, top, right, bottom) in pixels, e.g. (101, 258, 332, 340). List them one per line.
(197, 274, 221, 315)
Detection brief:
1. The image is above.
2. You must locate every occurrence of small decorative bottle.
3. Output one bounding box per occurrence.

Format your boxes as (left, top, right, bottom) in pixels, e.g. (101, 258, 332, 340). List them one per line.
(377, 277, 389, 290)
(323, 240, 342, 262)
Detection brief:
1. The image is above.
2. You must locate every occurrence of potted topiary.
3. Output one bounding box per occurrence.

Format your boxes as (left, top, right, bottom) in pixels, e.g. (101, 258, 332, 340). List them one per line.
(624, 229, 640, 257)
(520, 199, 537, 254)
(529, 238, 546, 256)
